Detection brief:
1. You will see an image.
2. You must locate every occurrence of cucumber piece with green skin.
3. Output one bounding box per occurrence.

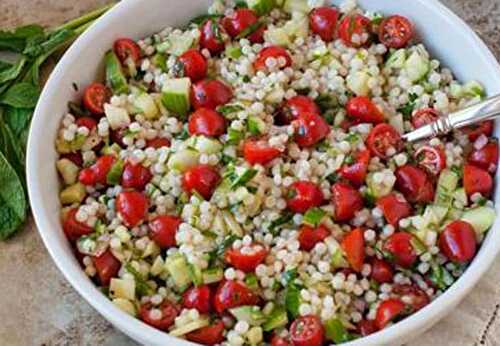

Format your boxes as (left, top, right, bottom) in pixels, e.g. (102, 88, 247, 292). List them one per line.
(247, 0, 276, 15)
(105, 51, 128, 94)
(202, 267, 224, 284)
(60, 183, 86, 205)
(165, 254, 192, 292)
(134, 93, 160, 120)
(56, 158, 80, 185)
(229, 306, 266, 326)
(423, 204, 449, 226)
(366, 173, 393, 198)
(435, 169, 459, 206)
(285, 284, 301, 318)
(169, 318, 210, 337)
(453, 188, 468, 207)
(188, 262, 203, 286)
(262, 306, 288, 332)
(225, 45, 243, 59)
(324, 318, 351, 343)
(385, 49, 407, 69)
(161, 78, 191, 118)
(247, 116, 266, 135)
(101, 143, 122, 156)
(167, 149, 200, 172)
(245, 273, 259, 290)
(106, 160, 124, 185)
(404, 48, 430, 82)
(194, 136, 223, 154)
(461, 206, 496, 234)
(463, 80, 486, 99)
(152, 53, 167, 71)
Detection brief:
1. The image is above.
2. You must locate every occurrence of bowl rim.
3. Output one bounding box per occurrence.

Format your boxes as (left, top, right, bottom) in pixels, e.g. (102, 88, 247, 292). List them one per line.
(27, 0, 500, 345)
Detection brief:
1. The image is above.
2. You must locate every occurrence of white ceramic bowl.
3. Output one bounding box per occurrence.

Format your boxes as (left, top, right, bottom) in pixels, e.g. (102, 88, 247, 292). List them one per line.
(27, 0, 500, 345)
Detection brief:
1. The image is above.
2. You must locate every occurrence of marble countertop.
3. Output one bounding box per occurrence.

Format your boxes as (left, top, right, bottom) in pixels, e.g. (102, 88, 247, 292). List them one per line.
(1, 0, 500, 345)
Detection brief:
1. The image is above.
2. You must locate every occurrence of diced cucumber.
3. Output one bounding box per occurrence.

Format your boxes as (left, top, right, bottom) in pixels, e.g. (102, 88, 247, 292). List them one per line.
(142, 241, 160, 258)
(247, 0, 276, 15)
(324, 318, 351, 343)
(55, 134, 86, 154)
(105, 51, 128, 94)
(106, 160, 124, 185)
(134, 93, 160, 120)
(112, 298, 137, 316)
(285, 284, 301, 318)
(423, 204, 449, 226)
(152, 53, 167, 72)
(303, 207, 325, 227)
(461, 206, 496, 234)
(157, 31, 196, 56)
(104, 104, 131, 130)
(110, 278, 136, 300)
(60, 183, 86, 205)
(331, 248, 348, 269)
(202, 267, 224, 284)
(434, 169, 459, 206)
(194, 136, 223, 154)
(222, 210, 244, 236)
(245, 273, 259, 290)
(101, 143, 122, 156)
(453, 188, 468, 207)
(230, 306, 266, 326)
(211, 211, 228, 236)
(227, 128, 245, 145)
(247, 327, 264, 345)
(262, 306, 288, 332)
(449, 83, 463, 98)
(346, 70, 370, 96)
(410, 235, 427, 255)
(169, 318, 210, 337)
(165, 254, 192, 292)
(385, 49, 407, 69)
(150, 256, 165, 276)
(283, 0, 310, 14)
(161, 78, 191, 118)
(264, 27, 291, 47)
(56, 158, 80, 185)
(167, 149, 200, 172)
(463, 80, 486, 99)
(366, 172, 393, 198)
(404, 48, 430, 82)
(188, 262, 203, 286)
(247, 116, 266, 135)
(225, 45, 243, 59)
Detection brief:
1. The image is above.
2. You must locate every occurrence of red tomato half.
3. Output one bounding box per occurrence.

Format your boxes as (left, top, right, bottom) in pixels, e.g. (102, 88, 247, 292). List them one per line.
(76, 116, 97, 130)
(139, 301, 179, 331)
(395, 165, 435, 203)
(341, 228, 365, 272)
(287, 181, 324, 213)
(83, 83, 110, 115)
(63, 208, 93, 242)
(225, 243, 267, 272)
(346, 96, 385, 124)
(275, 95, 320, 126)
(468, 141, 499, 173)
(439, 220, 477, 263)
(79, 155, 116, 186)
(371, 258, 394, 284)
(393, 284, 430, 312)
(379, 15, 414, 48)
(338, 149, 371, 186)
(294, 112, 331, 148)
(146, 137, 171, 149)
(384, 232, 417, 268)
(149, 215, 182, 249)
(188, 108, 226, 136)
(182, 285, 212, 314)
(309, 7, 340, 42)
(186, 320, 225, 345)
(298, 225, 330, 251)
(375, 298, 405, 329)
(412, 108, 439, 129)
(200, 19, 226, 55)
(254, 46, 292, 71)
(290, 315, 324, 346)
(463, 164, 493, 197)
(463, 120, 493, 142)
(122, 162, 152, 190)
(213, 280, 258, 313)
(116, 191, 148, 227)
(338, 14, 371, 47)
(113, 38, 141, 65)
(222, 9, 264, 43)
(366, 123, 402, 159)
(93, 250, 121, 286)
(182, 164, 221, 200)
(415, 145, 446, 176)
(179, 49, 208, 82)
(243, 139, 282, 165)
(376, 193, 412, 228)
(331, 182, 364, 222)
(191, 79, 233, 110)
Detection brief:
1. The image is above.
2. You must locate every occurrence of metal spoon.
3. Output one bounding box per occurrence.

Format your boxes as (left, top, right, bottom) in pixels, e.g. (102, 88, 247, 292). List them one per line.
(402, 94, 500, 143)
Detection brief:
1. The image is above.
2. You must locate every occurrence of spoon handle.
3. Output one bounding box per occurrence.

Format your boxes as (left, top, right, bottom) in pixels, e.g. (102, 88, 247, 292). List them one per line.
(402, 94, 500, 143)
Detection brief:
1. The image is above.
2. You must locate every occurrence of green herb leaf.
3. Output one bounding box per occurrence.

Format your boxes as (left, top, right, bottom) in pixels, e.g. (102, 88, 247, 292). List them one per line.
(0, 57, 26, 85)
(0, 82, 40, 108)
(0, 25, 44, 52)
(324, 318, 353, 343)
(303, 208, 325, 227)
(217, 104, 245, 116)
(3, 106, 32, 140)
(398, 93, 418, 120)
(281, 268, 297, 286)
(190, 14, 223, 26)
(227, 128, 245, 145)
(269, 212, 293, 235)
(315, 93, 338, 113)
(125, 263, 154, 296)
(24, 28, 76, 57)
(0, 119, 25, 182)
(230, 168, 258, 189)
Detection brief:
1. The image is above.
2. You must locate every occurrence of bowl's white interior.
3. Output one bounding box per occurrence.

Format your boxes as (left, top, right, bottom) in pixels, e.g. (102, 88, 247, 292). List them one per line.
(27, 0, 500, 345)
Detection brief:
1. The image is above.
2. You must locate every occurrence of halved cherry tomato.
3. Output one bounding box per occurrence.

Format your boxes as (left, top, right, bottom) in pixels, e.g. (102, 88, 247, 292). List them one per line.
(357, 319, 378, 336)
(463, 164, 493, 197)
(225, 243, 267, 272)
(83, 83, 110, 115)
(371, 258, 394, 284)
(337, 14, 371, 48)
(179, 49, 208, 82)
(182, 285, 212, 314)
(294, 112, 331, 148)
(139, 301, 179, 331)
(213, 280, 258, 313)
(393, 284, 430, 312)
(200, 19, 226, 55)
(338, 149, 371, 186)
(146, 137, 171, 149)
(149, 215, 182, 249)
(341, 228, 365, 272)
(116, 191, 148, 227)
(331, 182, 364, 222)
(186, 320, 225, 345)
(113, 38, 141, 65)
(122, 162, 152, 190)
(271, 335, 292, 346)
(415, 145, 446, 176)
(375, 298, 405, 329)
(346, 96, 385, 124)
(285, 95, 320, 119)
(63, 208, 93, 242)
(395, 165, 435, 203)
(298, 225, 330, 251)
(290, 315, 324, 346)
(254, 46, 292, 71)
(384, 232, 417, 268)
(309, 7, 339, 42)
(376, 193, 412, 228)
(222, 8, 264, 43)
(188, 108, 226, 136)
(439, 220, 477, 263)
(191, 79, 233, 110)
(468, 140, 499, 173)
(379, 15, 414, 48)
(79, 155, 116, 186)
(287, 181, 324, 213)
(61, 152, 83, 167)
(366, 123, 402, 159)
(463, 120, 493, 141)
(182, 164, 221, 200)
(412, 108, 439, 129)
(76, 116, 97, 130)
(92, 249, 121, 286)
(243, 139, 282, 165)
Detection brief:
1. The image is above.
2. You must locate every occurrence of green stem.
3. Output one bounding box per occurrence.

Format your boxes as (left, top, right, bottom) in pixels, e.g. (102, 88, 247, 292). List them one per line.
(51, 2, 116, 33)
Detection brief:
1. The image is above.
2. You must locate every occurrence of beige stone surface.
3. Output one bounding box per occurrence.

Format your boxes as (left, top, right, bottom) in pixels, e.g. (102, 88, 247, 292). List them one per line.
(1, 0, 500, 345)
